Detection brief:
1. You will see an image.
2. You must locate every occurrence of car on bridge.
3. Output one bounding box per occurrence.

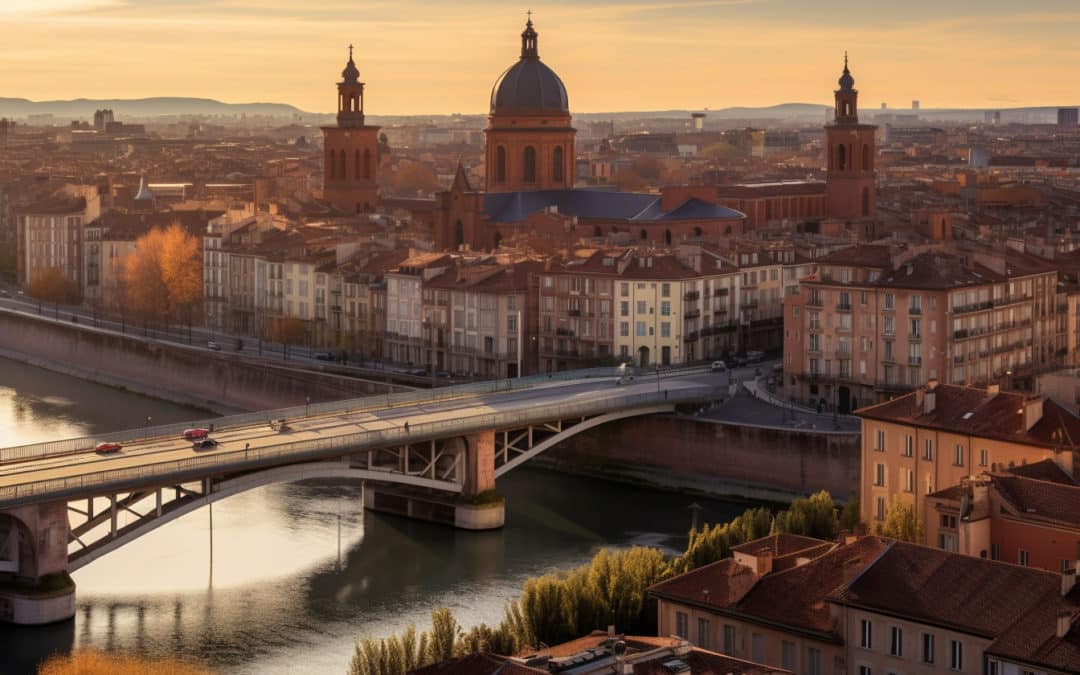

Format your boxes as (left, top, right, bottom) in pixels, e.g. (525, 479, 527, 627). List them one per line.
(206, 340, 221, 351)
(94, 442, 122, 454)
(192, 438, 218, 450)
(183, 428, 209, 441)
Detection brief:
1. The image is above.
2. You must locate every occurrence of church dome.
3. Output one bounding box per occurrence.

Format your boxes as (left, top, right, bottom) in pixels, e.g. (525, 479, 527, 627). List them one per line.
(838, 53, 855, 91)
(489, 19, 569, 114)
(341, 45, 360, 85)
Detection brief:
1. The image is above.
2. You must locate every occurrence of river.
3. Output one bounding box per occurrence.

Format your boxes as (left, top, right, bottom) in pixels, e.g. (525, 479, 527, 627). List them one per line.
(0, 356, 744, 675)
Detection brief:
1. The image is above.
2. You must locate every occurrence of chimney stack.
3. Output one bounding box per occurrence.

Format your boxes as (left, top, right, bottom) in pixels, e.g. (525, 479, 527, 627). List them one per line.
(1024, 398, 1045, 432)
(1057, 612, 1074, 639)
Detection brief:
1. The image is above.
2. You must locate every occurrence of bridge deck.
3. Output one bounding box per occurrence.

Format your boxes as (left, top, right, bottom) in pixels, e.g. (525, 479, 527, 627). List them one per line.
(0, 372, 718, 507)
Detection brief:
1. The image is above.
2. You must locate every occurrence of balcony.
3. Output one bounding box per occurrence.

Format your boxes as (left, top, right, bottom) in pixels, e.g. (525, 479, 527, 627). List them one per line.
(740, 300, 759, 309)
(684, 291, 700, 301)
(953, 301, 993, 315)
(568, 308, 581, 317)
(836, 303, 852, 312)
(684, 331, 699, 342)
(993, 294, 1031, 308)
(685, 309, 701, 319)
(713, 307, 728, 316)
(807, 297, 823, 308)
(908, 306, 921, 316)
(909, 357, 923, 366)
(555, 327, 575, 337)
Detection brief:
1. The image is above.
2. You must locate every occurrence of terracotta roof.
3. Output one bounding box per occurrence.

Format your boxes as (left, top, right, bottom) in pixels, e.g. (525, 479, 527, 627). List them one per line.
(648, 558, 760, 608)
(984, 587, 1080, 672)
(834, 541, 1059, 638)
(992, 474, 1080, 528)
(876, 251, 1005, 289)
(814, 245, 895, 269)
(731, 533, 827, 558)
(410, 653, 541, 675)
(1007, 458, 1078, 485)
(856, 384, 1080, 451)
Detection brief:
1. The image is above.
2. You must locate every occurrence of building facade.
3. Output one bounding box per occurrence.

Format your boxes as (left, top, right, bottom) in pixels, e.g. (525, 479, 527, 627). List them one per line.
(322, 46, 380, 213)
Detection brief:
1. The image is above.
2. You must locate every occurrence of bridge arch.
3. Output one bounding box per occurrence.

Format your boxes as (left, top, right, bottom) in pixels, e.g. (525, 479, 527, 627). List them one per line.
(0, 513, 37, 578)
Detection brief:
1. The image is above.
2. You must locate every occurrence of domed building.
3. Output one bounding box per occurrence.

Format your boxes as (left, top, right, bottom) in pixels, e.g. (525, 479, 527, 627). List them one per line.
(434, 18, 745, 252)
(485, 17, 576, 192)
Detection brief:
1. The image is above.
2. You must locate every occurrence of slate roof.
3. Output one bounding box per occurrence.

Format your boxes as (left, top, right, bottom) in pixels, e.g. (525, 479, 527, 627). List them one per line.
(482, 190, 744, 225)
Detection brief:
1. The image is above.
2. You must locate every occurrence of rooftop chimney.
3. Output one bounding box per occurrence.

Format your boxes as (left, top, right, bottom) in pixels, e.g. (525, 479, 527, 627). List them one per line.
(924, 389, 937, 415)
(1024, 398, 1045, 432)
(1057, 612, 1074, 639)
(1063, 567, 1078, 597)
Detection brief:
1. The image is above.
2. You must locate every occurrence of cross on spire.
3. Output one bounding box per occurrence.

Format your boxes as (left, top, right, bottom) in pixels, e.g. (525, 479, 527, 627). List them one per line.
(526, 9, 533, 24)
(844, 50, 848, 70)
(348, 44, 354, 61)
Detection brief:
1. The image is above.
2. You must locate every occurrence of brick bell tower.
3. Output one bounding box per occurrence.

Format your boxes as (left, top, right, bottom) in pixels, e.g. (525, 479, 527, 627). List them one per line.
(484, 16, 576, 193)
(825, 53, 876, 219)
(322, 45, 380, 213)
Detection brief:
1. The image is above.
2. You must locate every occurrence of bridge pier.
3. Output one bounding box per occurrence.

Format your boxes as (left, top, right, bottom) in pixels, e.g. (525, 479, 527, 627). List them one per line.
(363, 430, 505, 531)
(0, 501, 76, 625)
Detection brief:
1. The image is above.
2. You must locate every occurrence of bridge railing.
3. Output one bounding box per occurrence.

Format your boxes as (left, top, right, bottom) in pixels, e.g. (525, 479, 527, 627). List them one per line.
(0, 365, 709, 465)
(0, 385, 713, 507)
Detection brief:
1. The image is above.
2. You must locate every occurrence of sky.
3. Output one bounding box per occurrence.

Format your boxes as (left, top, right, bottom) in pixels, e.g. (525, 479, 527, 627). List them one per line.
(1, 0, 1079, 115)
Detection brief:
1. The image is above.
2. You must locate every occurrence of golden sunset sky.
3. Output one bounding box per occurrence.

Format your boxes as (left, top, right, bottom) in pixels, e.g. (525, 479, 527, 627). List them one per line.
(1, 0, 1078, 114)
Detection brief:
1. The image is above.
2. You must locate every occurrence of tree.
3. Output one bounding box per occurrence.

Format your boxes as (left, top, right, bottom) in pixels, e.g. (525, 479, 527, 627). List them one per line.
(875, 498, 923, 543)
(772, 490, 838, 540)
(26, 267, 80, 307)
(390, 160, 440, 197)
(839, 494, 861, 533)
(122, 223, 202, 327)
(613, 169, 647, 192)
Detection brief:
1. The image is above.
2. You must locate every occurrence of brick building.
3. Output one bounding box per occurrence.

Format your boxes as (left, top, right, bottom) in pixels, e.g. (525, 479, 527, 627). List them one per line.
(321, 46, 380, 213)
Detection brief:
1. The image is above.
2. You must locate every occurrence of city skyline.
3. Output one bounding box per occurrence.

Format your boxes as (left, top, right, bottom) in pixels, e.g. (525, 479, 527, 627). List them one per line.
(2, 0, 1080, 115)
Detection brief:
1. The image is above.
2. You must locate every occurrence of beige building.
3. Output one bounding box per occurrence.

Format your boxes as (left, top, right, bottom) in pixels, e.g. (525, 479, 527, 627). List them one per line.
(17, 185, 101, 292)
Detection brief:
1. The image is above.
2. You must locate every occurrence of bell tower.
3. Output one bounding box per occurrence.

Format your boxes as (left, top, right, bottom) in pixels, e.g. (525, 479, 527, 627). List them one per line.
(825, 53, 877, 220)
(322, 45, 380, 213)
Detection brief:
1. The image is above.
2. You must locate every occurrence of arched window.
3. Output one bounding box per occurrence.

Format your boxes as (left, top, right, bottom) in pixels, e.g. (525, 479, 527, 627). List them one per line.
(363, 149, 372, 180)
(454, 220, 465, 249)
(553, 146, 564, 182)
(693, 226, 703, 237)
(640, 229, 647, 240)
(664, 229, 672, 245)
(523, 146, 536, 183)
(862, 144, 871, 171)
(496, 146, 507, 184)
(838, 144, 847, 171)
(862, 187, 871, 217)
(327, 149, 335, 180)
(354, 150, 361, 179)
(339, 150, 347, 180)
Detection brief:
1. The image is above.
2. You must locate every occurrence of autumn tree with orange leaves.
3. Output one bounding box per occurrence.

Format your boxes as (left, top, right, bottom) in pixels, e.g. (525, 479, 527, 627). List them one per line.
(123, 223, 202, 328)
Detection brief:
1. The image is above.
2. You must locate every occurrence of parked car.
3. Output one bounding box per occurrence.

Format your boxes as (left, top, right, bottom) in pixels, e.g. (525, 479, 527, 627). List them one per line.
(314, 351, 335, 361)
(94, 441, 122, 454)
(193, 438, 218, 450)
(183, 428, 209, 441)
(710, 360, 728, 373)
(207, 340, 221, 351)
(0, 290, 9, 298)
(746, 350, 766, 363)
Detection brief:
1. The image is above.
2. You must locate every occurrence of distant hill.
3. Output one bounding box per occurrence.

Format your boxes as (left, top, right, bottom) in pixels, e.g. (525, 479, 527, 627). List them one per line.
(0, 97, 307, 120)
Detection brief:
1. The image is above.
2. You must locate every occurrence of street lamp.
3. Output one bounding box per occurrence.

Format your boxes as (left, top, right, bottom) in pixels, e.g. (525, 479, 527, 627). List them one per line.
(305, 395, 311, 417)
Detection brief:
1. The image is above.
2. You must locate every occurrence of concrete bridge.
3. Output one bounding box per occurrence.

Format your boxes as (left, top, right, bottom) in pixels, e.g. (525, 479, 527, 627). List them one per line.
(0, 367, 717, 624)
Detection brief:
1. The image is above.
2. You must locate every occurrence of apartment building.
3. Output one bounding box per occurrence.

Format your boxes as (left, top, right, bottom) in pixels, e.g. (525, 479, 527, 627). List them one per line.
(924, 460, 1080, 572)
(16, 186, 101, 291)
(384, 253, 452, 366)
(649, 534, 1080, 675)
(855, 380, 1080, 528)
(784, 245, 1060, 412)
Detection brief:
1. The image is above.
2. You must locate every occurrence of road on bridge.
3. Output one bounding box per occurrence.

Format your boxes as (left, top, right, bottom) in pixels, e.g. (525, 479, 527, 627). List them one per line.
(0, 371, 722, 503)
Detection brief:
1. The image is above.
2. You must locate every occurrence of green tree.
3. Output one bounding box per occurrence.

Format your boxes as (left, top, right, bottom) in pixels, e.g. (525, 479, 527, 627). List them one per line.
(773, 490, 838, 539)
(875, 498, 923, 543)
(839, 494, 861, 533)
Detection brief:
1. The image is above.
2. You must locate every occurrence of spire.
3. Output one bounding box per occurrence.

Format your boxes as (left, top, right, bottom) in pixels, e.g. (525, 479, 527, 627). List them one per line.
(838, 51, 855, 92)
(521, 11, 538, 59)
(341, 43, 360, 84)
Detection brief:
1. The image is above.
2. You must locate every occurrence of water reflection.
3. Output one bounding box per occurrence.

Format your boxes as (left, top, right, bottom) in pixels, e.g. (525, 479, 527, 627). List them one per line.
(0, 357, 744, 675)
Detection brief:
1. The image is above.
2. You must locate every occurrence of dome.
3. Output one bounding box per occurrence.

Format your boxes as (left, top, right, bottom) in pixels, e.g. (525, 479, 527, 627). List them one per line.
(341, 45, 360, 85)
(838, 52, 855, 91)
(489, 19, 569, 114)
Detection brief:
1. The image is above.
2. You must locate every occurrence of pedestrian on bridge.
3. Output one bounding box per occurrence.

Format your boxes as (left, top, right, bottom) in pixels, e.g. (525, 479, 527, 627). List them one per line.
(404, 421, 410, 433)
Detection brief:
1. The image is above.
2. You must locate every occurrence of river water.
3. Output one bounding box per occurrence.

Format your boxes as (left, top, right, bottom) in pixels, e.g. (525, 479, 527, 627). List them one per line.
(0, 356, 743, 675)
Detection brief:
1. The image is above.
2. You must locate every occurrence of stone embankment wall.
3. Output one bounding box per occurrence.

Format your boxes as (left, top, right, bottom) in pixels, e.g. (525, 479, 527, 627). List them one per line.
(0, 309, 390, 412)
(541, 414, 860, 502)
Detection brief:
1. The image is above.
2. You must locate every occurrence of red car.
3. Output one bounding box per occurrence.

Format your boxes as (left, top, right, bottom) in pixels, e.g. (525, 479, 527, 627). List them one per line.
(94, 442, 122, 454)
(183, 428, 209, 441)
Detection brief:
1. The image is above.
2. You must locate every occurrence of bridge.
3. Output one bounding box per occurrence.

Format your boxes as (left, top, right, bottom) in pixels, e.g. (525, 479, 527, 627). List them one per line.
(0, 367, 718, 624)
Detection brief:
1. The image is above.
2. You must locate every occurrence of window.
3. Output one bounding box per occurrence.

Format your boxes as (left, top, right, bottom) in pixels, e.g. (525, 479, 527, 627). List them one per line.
(620, 301, 629, 317)
(675, 612, 689, 639)
(636, 301, 646, 314)
(980, 448, 988, 467)
(955, 444, 964, 466)
(697, 618, 709, 649)
(661, 283, 671, 298)
(884, 293, 895, 310)
(890, 626, 903, 657)
(939, 532, 956, 552)
(661, 322, 671, 338)
(553, 146, 564, 182)
(620, 322, 629, 337)
(860, 619, 873, 649)
(876, 496, 886, 520)
(991, 543, 1000, 560)
(1019, 550, 1030, 566)
(523, 146, 537, 183)
(781, 641, 796, 670)
(661, 301, 671, 316)
(635, 322, 646, 337)
(751, 634, 764, 664)
(876, 430, 886, 452)
(875, 463, 885, 486)
(723, 625, 736, 656)
(905, 469, 914, 493)
(806, 647, 822, 675)
(904, 435, 913, 457)
(859, 667, 872, 675)
(924, 438, 933, 460)
(950, 640, 963, 670)
(922, 633, 935, 664)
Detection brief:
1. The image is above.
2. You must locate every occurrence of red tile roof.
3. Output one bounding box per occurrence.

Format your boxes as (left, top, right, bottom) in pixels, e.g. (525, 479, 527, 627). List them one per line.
(1007, 458, 1077, 485)
(731, 533, 828, 558)
(856, 384, 1080, 451)
(992, 474, 1080, 528)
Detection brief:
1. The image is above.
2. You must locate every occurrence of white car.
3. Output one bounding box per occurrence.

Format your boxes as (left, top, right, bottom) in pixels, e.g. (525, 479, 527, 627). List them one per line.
(711, 360, 727, 372)
(207, 340, 221, 351)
